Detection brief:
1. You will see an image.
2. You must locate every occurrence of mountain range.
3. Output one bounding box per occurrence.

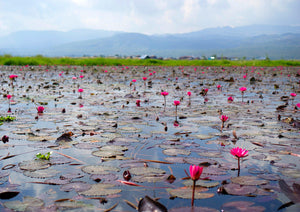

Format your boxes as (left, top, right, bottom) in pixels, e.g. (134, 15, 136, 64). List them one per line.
(0, 25, 299, 59)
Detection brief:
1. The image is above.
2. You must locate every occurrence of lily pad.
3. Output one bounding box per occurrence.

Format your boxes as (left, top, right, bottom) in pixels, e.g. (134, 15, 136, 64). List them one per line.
(60, 181, 92, 192)
(221, 201, 265, 212)
(92, 149, 124, 158)
(231, 176, 268, 186)
(183, 180, 219, 188)
(81, 165, 120, 175)
(170, 206, 218, 212)
(128, 167, 166, 175)
(55, 200, 94, 210)
(223, 183, 257, 195)
(78, 183, 121, 196)
(167, 187, 214, 199)
(19, 160, 50, 171)
(3, 196, 44, 211)
(163, 148, 191, 156)
(23, 169, 60, 178)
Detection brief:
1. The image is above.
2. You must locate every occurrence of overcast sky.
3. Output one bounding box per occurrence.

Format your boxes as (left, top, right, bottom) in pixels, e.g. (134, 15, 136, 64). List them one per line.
(0, 0, 299, 36)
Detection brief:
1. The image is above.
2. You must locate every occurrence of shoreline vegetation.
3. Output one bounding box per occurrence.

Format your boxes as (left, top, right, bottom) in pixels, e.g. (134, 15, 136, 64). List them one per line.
(0, 55, 300, 67)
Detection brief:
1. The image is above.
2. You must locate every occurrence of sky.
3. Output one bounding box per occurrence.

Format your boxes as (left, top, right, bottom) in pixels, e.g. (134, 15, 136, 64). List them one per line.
(0, 0, 299, 36)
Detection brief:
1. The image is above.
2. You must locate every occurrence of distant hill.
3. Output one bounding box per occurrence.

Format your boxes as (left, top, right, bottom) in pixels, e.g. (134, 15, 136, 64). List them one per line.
(1, 25, 300, 59)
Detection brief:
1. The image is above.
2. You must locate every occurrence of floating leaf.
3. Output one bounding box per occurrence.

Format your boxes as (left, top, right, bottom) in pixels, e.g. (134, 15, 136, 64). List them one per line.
(3, 196, 44, 211)
(167, 187, 213, 199)
(78, 183, 121, 196)
(170, 206, 218, 212)
(19, 160, 50, 171)
(92, 149, 124, 158)
(23, 169, 60, 178)
(55, 200, 94, 210)
(183, 179, 219, 188)
(163, 148, 191, 156)
(81, 165, 120, 175)
(60, 181, 92, 192)
(221, 201, 265, 212)
(128, 167, 166, 175)
(223, 183, 257, 196)
(231, 176, 268, 186)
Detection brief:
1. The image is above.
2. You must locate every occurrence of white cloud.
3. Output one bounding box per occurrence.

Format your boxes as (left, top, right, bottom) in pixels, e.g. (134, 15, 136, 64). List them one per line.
(0, 0, 299, 36)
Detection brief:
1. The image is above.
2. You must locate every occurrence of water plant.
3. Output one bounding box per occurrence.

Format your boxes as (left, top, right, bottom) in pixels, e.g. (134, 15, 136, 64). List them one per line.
(230, 147, 248, 176)
(36, 151, 52, 160)
(37, 106, 45, 114)
(189, 165, 203, 207)
(187, 91, 192, 106)
(239, 87, 247, 102)
(78, 88, 84, 99)
(0, 115, 16, 125)
(220, 114, 229, 132)
(7, 94, 12, 112)
(174, 100, 180, 121)
(228, 96, 234, 103)
(161, 91, 168, 111)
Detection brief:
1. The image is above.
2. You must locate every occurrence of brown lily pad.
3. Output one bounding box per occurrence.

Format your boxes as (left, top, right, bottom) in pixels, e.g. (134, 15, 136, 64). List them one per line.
(223, 183, 257, 196)
(167, 187, 214, 199)
(231, 176, 268, 186)
(78, 183, 121, 196)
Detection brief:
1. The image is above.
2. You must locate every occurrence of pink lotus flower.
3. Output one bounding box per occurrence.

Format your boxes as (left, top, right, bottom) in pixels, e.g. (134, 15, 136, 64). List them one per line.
(79, 75, 84, 79)
(161, 92, 168, 112)
(37, 106, 45, 113)
(174, 100, 180, 121)
(228, 96, 234, 103)
(230, 147, 248, 158)
(239, 87, 247, 102)
(132, 79, 136, 82)
(142, 77, 147, 81)
(230, 147, 248, 176)
(174, 100, 180, 106)
(7, 95, 12, 99)
(9, 74, 18, 80)
(297, 103, 300, 108)
(149, 72, 153, 76)
(189, 165, 203, 181)
(189, 165, 203, 207)
(243, 75, 247, 79)
(187, 91, 192, 96)
(290, 93, 297, 97)
(72, 77, 77, 80)
(161, 91, 168, 96)
(78, 88, 84, 99)
(217, 85, 221, 90)
(136, 99, 141, 107)
(220, 115, 229, 123)
(239, 87, 247, 92)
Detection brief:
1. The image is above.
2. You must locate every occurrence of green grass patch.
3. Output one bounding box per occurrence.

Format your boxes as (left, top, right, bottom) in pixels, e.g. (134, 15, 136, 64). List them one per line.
(0, 56, 299, 67)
